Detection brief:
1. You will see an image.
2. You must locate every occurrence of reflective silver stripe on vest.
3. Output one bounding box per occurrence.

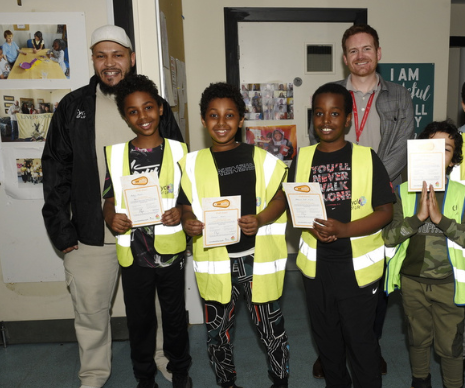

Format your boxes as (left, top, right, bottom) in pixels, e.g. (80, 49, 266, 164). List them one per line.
(257, 222, 286, 236)
(110, 143, 127, 215)
(299, 237, 316, 262)
(253, 257, 287, 275)
(352, 245, 384, 271)
(118, 234, 131, 247)
(184, 152, 203, 221)
(153, 139, 184, 235)
(262, 152, 277, 207)
(385, 246, 397, 258)
(193, 259, 230, 274)
(449, 239, 465, 283)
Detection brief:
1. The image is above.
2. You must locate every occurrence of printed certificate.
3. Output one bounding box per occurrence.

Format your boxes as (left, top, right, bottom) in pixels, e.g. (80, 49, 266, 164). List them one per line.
(121, 172, 164, 227)
(283, 182, 326, 228)
(202, 196, 241, 248)
(407, 139, 445, 192)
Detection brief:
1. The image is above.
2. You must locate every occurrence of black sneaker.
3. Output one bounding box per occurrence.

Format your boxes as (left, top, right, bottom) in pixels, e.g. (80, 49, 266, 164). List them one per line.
(172, 374, 192, 388)
(136, 379, 158, 388)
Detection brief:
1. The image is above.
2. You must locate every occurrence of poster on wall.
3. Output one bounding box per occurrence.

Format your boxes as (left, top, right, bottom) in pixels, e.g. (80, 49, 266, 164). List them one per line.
(245, 125, 296, 167)
(1, 143, 44, 200)
(377, 63, 434, 136)
(241, 83, 294, 120)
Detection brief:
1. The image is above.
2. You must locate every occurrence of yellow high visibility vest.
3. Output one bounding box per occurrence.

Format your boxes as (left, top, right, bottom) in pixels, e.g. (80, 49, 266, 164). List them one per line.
(105, 139, 187, 266)
(295, 144, 385, 287)
(179, 146, 287, 303)
(385, 180, 465, 305)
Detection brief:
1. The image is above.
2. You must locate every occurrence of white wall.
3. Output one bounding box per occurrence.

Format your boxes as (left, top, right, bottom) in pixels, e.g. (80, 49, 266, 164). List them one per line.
(182, 0, 452, 152)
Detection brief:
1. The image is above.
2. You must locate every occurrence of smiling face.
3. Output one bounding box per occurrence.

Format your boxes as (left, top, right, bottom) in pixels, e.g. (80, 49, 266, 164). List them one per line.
(313, 92, 351, 152)
(123, 91, 163, 148)
(343, 32, 381, 78)
(430, 131, 456, 170)
(201, 97, 245, 152)
(5, 34, 12, 44)
(92, 41, 135, 89)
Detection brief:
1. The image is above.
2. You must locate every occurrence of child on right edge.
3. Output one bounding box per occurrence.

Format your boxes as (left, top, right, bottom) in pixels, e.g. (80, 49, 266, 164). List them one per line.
(383, 120, 465, 388)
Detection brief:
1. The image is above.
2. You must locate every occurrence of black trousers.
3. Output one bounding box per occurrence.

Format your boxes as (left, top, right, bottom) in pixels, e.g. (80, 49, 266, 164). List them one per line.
(303, 257, 381, 388)
(121, 255, 191, 380)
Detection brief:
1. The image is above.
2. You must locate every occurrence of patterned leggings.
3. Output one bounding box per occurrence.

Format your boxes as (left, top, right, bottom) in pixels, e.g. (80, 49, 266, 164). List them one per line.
(204, 255, 290, 387)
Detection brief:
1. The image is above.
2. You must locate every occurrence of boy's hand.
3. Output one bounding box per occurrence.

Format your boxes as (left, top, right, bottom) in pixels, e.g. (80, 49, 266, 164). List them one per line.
(103, 197, 132, 234)
(416, 181, 429, 222)
(313, 218, 347, 239)
(162, 206, 181, 226)
(309, 228, 337, 243)
(107, 213, 132, 234)
(183, 219, 204, 237)
(238, 214, 261, 236)
(427, 184, 442, 224)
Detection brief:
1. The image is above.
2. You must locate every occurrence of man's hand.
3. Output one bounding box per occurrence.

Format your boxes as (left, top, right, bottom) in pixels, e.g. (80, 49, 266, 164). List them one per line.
(63, 245, 78, 254)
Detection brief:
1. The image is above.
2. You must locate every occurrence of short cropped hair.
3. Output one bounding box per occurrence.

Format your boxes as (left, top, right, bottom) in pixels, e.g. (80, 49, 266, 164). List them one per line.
(419, 120, 463, 174)
(200, 82, 245, 119)
(4, 30, 13, 39)
(311, 83, 353, 116)
(115, 74, 162, 117)
(342, 24, 379, 55)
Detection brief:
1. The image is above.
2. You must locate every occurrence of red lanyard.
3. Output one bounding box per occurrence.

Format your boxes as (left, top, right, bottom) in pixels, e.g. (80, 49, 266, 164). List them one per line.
(350, 90, 375, 143)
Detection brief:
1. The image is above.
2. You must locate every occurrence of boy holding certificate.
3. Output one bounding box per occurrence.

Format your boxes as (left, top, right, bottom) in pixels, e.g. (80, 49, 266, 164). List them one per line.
(102, 75, 192, 388)
(383, 120, 465, 388)
(289, 83, 394, 388)
(178, 82, 289, 388)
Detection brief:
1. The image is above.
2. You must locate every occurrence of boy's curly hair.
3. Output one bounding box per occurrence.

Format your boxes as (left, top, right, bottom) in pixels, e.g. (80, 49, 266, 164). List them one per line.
(200, 82, 245, 119)
(419, 119, 463, 174)
(115, 74, 162, 117)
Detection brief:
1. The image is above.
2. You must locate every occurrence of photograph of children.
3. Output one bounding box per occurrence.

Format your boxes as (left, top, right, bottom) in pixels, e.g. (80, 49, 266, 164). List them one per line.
(0, 88, 69, 142)
(1, 24, 69, 80)
(241, 82, 293, 121)
(16, 158, 43, 186)
(245, 125, 297, 166)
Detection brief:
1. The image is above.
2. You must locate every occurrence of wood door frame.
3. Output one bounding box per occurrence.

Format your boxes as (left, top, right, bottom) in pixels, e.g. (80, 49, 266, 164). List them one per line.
(224, 7, 368, 86)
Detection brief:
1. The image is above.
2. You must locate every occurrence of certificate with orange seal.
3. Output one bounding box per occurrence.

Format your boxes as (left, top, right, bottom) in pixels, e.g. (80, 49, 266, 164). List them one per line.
(121, 172, 164, 227)
(407, 139, 445, 192)
(283, 182, 327, 228)
(202, 196, 241, 247)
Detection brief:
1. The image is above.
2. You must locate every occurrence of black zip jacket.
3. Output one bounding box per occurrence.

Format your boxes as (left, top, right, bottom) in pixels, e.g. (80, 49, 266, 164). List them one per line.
(42, 75, 183, 251)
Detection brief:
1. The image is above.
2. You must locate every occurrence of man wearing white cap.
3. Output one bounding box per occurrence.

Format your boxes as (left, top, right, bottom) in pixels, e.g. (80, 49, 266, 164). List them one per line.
(42, 25, 184, 388)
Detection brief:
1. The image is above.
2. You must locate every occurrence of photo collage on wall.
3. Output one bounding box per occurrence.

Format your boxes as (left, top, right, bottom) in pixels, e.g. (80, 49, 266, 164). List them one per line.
(241, 82, 294, 121)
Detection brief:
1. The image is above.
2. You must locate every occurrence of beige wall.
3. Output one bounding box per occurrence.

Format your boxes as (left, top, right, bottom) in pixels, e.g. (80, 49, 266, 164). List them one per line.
(0, 0, 455, 323)
(182, 0, 452, 152)
(0, 0, 128, 322)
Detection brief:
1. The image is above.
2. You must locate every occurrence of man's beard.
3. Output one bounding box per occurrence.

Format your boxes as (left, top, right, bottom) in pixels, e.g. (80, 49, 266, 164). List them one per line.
(96, 66, 136, 95)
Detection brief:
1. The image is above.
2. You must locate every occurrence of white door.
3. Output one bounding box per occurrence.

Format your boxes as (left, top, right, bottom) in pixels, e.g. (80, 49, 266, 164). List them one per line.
(238, 22, 351, 253)
(239, 21, 351, 148)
